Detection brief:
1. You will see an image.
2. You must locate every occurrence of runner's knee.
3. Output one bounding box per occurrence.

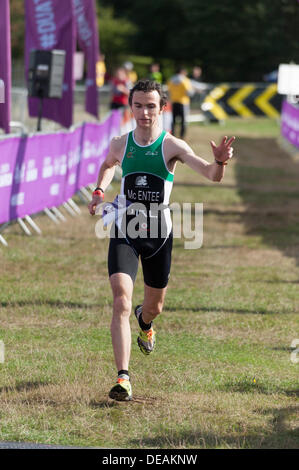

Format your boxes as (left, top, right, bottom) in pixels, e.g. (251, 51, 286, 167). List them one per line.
(113, 294, 132, 318)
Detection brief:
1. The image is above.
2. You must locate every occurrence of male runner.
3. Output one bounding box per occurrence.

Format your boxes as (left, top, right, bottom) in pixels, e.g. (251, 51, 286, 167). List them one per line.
(88, 79, 235, 401)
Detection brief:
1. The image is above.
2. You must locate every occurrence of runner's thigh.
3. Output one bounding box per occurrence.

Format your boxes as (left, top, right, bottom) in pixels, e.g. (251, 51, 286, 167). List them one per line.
(141, 233, 173, 289)
(108, 236, 139, 284)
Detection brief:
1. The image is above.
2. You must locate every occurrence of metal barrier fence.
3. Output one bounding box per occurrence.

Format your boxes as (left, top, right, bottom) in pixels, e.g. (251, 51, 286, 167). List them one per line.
(8, 60, 282, 130)
(9, 85, 112, 134)
(0, 111, 121, 247)
(7, 84, 207, 135)
(7, 82, 282, 136)
(0, 80, 283, 246)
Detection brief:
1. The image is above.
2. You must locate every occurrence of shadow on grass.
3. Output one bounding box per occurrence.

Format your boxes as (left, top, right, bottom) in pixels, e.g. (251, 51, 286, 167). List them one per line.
(128, 405, 299, 448)
(164, 305, 295, 315)
(174, 181, 236, 190)
(89, 400, 118, 409)
(90, 395, 158, 408)
(248, 280, 299, 284)
(0, 380, 51, 394)
(202, 244, 245, 249)
(235, 137, 299, 271)
(219, 379, 299, 397)
(0, 300, 102, 310)
(7, 299, 293, 315)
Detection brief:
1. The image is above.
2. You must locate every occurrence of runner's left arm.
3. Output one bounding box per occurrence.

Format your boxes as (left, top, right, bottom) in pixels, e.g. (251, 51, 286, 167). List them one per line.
(175, 136, 235, 182)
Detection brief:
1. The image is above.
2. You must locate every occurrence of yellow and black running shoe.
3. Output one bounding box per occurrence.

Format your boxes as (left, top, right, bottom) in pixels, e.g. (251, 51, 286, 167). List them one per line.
(109, 377, 132, 401)
(135, 305, 156, 355)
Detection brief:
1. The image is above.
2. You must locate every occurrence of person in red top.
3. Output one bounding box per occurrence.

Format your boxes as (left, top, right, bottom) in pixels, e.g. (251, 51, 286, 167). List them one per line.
(110, 67, 130, 110)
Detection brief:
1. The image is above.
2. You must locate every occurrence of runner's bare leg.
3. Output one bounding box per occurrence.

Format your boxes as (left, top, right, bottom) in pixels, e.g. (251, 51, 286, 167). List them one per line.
(142, 284, 168, 324)
(110, 273, 134, 371)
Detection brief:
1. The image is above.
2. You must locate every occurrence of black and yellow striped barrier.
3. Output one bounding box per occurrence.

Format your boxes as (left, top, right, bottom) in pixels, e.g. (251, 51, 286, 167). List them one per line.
(202, 83, 282, 121)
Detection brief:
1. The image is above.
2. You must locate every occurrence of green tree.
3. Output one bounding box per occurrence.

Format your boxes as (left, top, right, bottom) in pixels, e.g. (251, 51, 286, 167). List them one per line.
(9, 0, 299, 81)
(97, 4, 137, 72)
(99, 0, 299, 81)
(176, 0, 299, 81)
(10, 0, 25, 59)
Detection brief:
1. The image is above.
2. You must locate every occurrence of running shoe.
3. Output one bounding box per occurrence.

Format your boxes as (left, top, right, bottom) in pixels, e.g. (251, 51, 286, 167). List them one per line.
(109, 377, 132, 401)
(135, 305, 156, 355)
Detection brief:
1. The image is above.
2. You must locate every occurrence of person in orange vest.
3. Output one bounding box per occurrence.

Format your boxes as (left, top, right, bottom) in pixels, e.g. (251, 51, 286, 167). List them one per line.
(167, 67, 194, 139)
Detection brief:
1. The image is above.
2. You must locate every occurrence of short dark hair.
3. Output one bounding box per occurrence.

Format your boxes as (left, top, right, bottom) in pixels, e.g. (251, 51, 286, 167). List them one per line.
(129, 79, 167, 109)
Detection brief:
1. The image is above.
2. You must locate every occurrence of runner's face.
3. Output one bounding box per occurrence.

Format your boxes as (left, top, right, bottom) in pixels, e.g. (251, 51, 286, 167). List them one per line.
(131, 90, 162, 128)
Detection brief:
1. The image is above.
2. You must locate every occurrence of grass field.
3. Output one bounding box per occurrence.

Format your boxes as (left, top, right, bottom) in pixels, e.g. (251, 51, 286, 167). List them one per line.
(0, 118, 298, 449)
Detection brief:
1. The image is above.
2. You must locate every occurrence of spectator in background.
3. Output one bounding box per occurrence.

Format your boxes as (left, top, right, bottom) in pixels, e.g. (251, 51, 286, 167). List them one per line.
(96, 54, 106, 88)
(189, 65, 209, 104)
(123, 61, 138, 87)
(263, 70, 278, 82)
(110, 67, 130, 110)
(191, 66, 202, 82)
(167, 67, 194, 139)
(149, 63, 163, 84)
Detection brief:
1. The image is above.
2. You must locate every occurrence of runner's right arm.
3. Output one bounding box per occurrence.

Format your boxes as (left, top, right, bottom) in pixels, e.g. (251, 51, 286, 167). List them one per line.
(88, 136, 124, 216)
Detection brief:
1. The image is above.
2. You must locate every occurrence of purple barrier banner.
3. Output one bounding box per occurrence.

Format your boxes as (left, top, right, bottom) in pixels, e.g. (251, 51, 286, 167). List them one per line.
(25, 0, 76, 128)
(0, 111, 121, 225)
(281, 100, 299, 149)
(0, 0, 11, 134)
(73, 0, 99, 118)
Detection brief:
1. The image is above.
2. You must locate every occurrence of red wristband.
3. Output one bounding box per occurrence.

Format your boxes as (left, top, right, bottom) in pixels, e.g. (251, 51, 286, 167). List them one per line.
(92, 189, 104, 198)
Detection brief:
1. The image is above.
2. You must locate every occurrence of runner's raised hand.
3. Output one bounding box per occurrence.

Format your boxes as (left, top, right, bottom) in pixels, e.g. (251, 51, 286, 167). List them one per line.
(210, 136, 235, 163)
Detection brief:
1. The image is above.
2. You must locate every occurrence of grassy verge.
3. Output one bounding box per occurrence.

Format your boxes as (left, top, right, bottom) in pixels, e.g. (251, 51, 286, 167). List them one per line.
(0, 119, 298, 448)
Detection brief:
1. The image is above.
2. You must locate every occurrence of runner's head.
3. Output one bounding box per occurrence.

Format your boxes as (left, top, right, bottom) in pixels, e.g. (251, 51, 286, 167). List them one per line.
(129, 79, 167, 111)
(129, 80, 167, 128)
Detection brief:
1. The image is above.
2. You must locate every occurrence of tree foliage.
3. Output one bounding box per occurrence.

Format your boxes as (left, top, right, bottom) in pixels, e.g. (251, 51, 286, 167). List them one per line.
(10, 0, 25, 59)
(8, 0, 299, 82)
(96, 5, 137, 70)
(99, 0, 299, 81)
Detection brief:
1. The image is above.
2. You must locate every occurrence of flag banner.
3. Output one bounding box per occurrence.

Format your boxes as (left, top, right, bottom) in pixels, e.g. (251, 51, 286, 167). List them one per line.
(281, 100, 299, 149)
(0, 0, 11, 134)
(73, 0, 100, 118)
(0, 111, 121, 224)
(25, 0, 76, 128)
